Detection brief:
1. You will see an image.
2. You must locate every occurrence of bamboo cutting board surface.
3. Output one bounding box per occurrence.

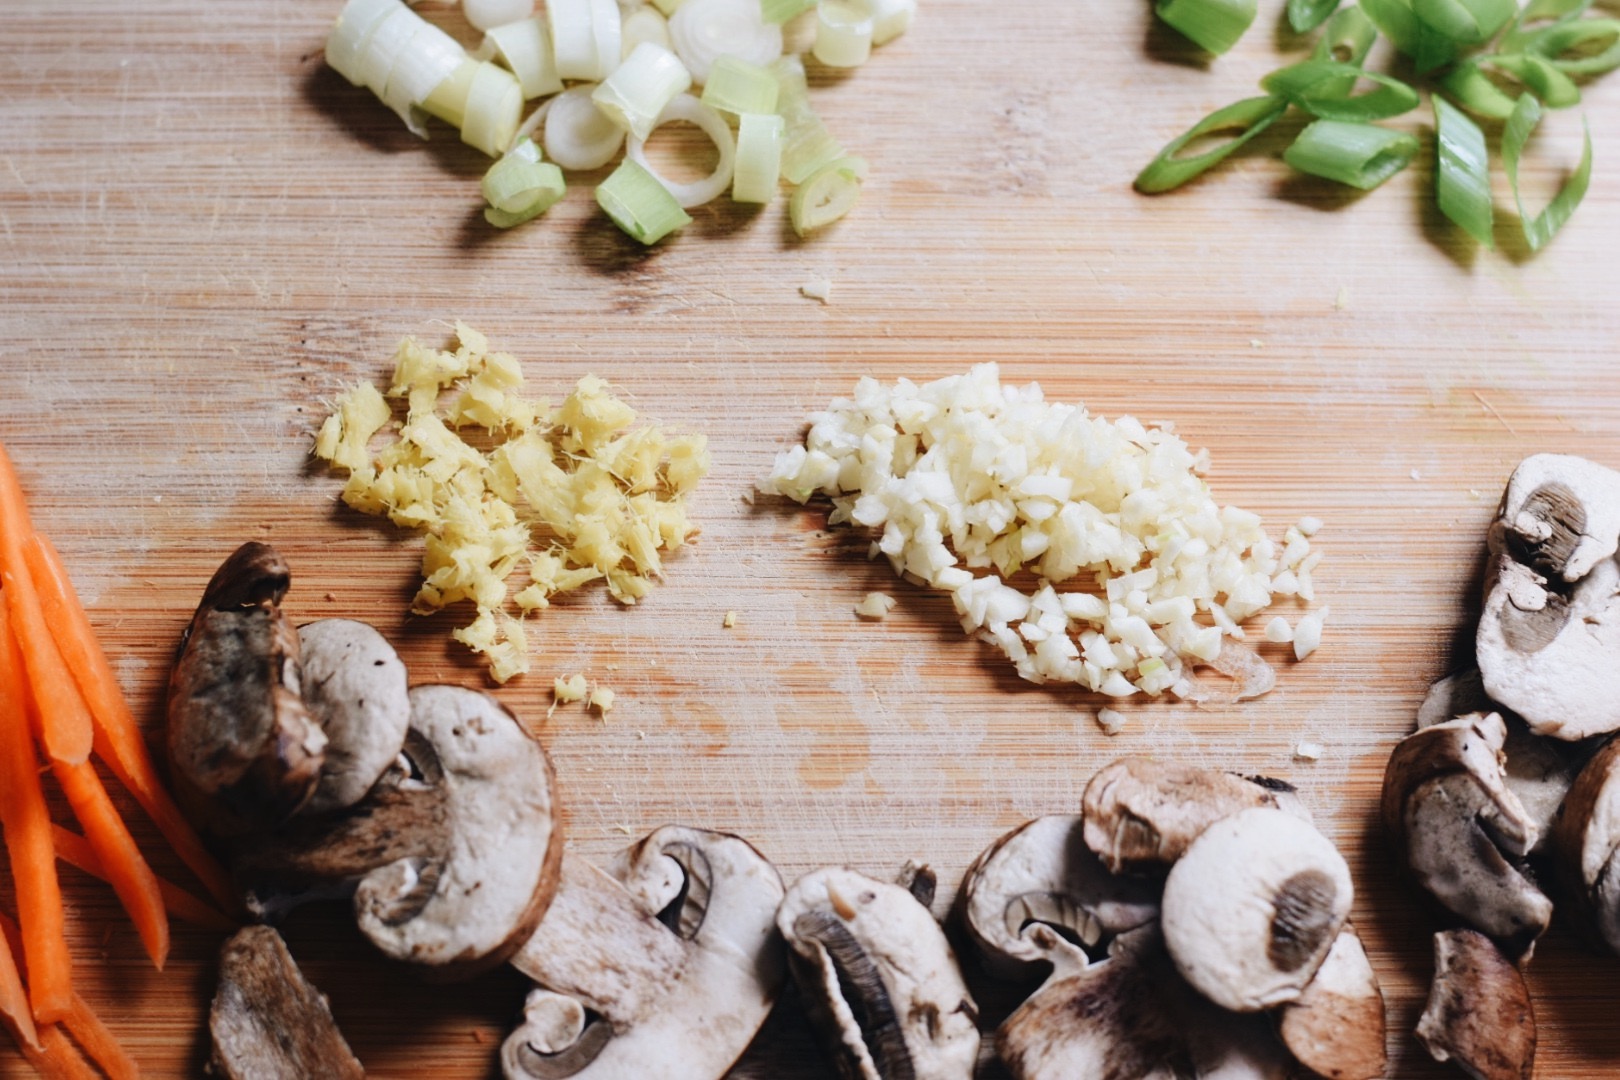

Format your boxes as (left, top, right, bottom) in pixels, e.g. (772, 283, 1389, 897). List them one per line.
(3, 0, 1620, 1075)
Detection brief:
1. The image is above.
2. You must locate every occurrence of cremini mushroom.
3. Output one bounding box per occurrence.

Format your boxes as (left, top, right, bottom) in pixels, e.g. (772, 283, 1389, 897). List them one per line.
(502, 826, 785, 1080)
(1416, 929, 1536, 1080)
(167, 542, 326, 833)
(1275, 926, 1387, 1080)
(238, 684, 562, 978)
(1477, 453, 1620, 741)
(1160, 806, 1352, 1012)
(1382, 712, 1552, 955)
(209, 925, 365, 1080)
(297, 618, 411, 814)
(1551, 736, 1620, 954)
(778, 866, 979, 1080)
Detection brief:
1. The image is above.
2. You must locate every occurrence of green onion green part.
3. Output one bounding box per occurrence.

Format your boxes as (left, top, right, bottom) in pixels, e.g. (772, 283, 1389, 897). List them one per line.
(1262, 60, 1421, 120)
(760, 0, 815, 23)
(1361, 0, 1459, 70)
(701, 55, 780, 116)
(1155, 0, 1259, 55)
(1502, 93, 1592, 250)
(1499, 0, 1591, 52)
(1283, 119, 1420, 188)
(595, 158, 692, 244)
(1135, 95, 1288, 193)
(1525, 18, 1620, 76)
(1489, 52, 1582, 107)
(1414, 0, 1517, 45)
(1312, 4, 1378, 64)
(1434, 95, 1495, 246)
(789, 156, 868, 237)
(1440, 60, 1521, 118)
(1288, 0, 1342, 33)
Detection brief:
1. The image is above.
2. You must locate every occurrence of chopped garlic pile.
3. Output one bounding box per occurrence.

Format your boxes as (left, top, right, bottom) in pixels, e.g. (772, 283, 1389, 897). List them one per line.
(313, 323, 707, 683)
(761, 364, 1324, 699)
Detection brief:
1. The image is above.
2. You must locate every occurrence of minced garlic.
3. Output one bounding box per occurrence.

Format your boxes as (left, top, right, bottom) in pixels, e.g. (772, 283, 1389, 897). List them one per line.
(313, 323, 708, 682)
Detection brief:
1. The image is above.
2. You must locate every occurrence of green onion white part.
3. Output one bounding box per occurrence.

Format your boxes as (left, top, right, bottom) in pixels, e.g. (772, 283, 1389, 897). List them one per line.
(382, 22, 466, 135)
(789, 155, 867, 235)
(549, 0, 621, 81)
(621, 6, 674, 57)
(478, 18, 563, 99)
(596, 158, 693, 242)
(325, 0, 403, 85)
(868, 0, 917, 44)
(626, 94, 737, 207)
(814, 2, 875, 67)
(481, 137, 568, 227)
(669, 0, 784, 82)
(463, 0, 535, 33)
(461, 61, 525, 155)
(700, 55, 779, 116)
(760, 0, 816, 24)
(773, 55, 845, 183)
(543, 84, 627, 169)
(593, 42, 694, 141)
(732, 112, 785, 202)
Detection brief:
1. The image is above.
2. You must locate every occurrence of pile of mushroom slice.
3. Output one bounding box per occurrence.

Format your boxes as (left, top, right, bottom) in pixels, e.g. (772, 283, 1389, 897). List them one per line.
(961, 757, 1386, 1080)
(1380, 454, 1620, 1080)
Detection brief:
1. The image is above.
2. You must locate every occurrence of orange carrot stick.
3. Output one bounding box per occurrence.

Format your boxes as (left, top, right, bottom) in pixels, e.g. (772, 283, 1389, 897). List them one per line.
(0, 446, 92, 765)
(49, 761, 168, 970)
(0, 606, 73, 1024)
(51, 826, 237, 935)
(0, 916, 119, 1080)
(25, 535, 238, 914)
(17, 1024, 99, 1080)
(0, 910, 39, 1052)
(60, 994, 139, 1080)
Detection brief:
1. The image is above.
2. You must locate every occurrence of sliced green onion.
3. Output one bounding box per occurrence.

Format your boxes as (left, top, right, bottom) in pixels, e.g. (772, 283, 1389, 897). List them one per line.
(621, 6, 673, 57)
(760, 0, 816, 24)
(593, 42, 693, 141)
(1312, 4, 1377, 63)
(1262, 61, 1420, 120)
(625, 94, 736, 208)
(549, 0, 618, 81)
(1288, 0, 1341, 33)
(424, 59, 479, 128)
(1155, 0, 1258, 54)
(481, 138, 567, 227)
(1283, 119, 1419, 188)
(1134, 95, 1287, 194)
(1525, 18, 1620, 76)
(1439, 60, 1520, 118)
(482, 18, 564, 100)
(1434, 95, 1494, 247)
(356, 5, 421, 96)
(700, 55, 779, 116)
(814, 1, 875, 67)
(1489, 52, 1582, 108)
(1502, 93, 1592, 250)
(1500, 0, 1590, 50)
(382, 22, 467, 136)
(650, 0, 686, 14)
(869, 0, 918, 45)
(465, 0, 535, 33)
(461, 61, 524, 156)
(669, 0, 785, 84)
(789, 156, 868, 237)
(596, 158, 692, 243)
(326, 0, 404, 86)
(544, 84, 626, 170)
(1361, 0, 1458, 70)
(732, 112, 785, 202)
(1412, 0, 1516, 44)
(773, 57, 845, 183)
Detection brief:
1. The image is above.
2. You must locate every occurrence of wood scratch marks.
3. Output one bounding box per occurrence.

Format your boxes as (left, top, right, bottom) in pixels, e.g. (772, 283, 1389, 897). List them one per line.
(1473, 390, 1518, 436)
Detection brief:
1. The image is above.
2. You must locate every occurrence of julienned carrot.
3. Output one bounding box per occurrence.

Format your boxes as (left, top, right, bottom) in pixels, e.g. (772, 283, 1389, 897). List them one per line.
(0, 910, 39, 1051)
(25, 535, 239, 915)
(0, 606, 73, 1025)
(51, 826, 237, 935)
(0, 916, 121, 1080)
(50, 761, 168, 970)
(0, 445, 92, 766)
(17, 1025, 98, 1080)
(60, 994, 138, 1080)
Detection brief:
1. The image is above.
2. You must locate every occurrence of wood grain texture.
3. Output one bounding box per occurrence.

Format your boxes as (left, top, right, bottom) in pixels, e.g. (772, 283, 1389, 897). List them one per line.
(2, 0, 1619, 1076)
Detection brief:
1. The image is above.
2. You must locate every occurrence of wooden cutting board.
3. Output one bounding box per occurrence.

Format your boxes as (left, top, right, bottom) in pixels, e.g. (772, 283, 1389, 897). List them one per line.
(2, 0, 1619, 1075)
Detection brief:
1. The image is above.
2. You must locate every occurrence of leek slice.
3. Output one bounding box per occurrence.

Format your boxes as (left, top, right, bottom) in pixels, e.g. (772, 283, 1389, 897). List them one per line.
(596, 158, 692, 243)
(789, 156, 868, 237)
(760, 0, 815, 23)
(382, 22, 466, 135)
(593, 42, 693, 141)
(1440, 60, 1520, 118)
(482, 18, 564, 100)
(482, 138, 567, 227)
(1134, 95, 1288, 194)
(1502, 93, 1592, 250)
(1283, 119, 1419, 188)
(462, 61, 525, 156)
(814, 1, 875, 68)
(1311, 4, 1377, 64)
(544, 84, 627, 170)
(1499, 0, 1591, 53)
(670, 0, 784, 83)
(1155, 0, 1258, 55)
(701, 56, 779, 116)
(1434, 95, 1494, 246)
(626, 94, 736, 207)
(1525, 18, 1620, 76)
(732, 112, 785, 202)
(1262, 60, 1420, 120)
(1288, 0, 1341, 33)
(326, 0, 404, 86)
(1489, 52, 1582, 107)
(465, 0, 535, 32)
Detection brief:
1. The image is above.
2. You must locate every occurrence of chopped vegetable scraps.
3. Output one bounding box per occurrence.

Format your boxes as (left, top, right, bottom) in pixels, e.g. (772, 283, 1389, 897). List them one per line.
(313, 324, 708, 683)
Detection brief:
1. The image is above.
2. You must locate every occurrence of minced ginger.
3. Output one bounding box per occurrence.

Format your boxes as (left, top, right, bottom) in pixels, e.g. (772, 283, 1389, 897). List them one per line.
(313, 323, 708, 683)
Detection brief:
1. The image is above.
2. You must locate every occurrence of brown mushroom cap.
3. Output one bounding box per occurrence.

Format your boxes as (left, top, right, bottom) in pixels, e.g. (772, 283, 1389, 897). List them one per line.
(1416, 929, 1536, 1080)
(209, 925, 364, 1080)
(297, 618, 411, 814)
(1550, 736, 1620, 954)
(1275, 926, 1387, 1080)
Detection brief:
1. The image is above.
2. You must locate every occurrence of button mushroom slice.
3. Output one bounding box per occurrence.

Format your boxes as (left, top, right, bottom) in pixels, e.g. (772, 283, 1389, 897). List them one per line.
(502, 826, 786, 1080)
(237, 684, 563, 978)
(167, 541, 326, 833)
(1550, 736, 1620, 953)
(1160, 806, 1352, 1013)
(1381, 712, 1552, 954)
(296, 618, 411, 815)
(778, 866, 980, 1080)
(1275, 926, 1386, 1080)
(1416, 929, 1536, 1080)
(1477, 454, 1620, 741)
(1082, 757, 1310, 875)
(209, 925, 365, 1080)
(961, 815, 1159, 980)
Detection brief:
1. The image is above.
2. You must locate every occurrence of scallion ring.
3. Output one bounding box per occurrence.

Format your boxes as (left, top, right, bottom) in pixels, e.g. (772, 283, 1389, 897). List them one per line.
(621, 6, 674, 58)
(868, 0, 917, 45)
(464, 0, 535, 33)
(1313, 3, 1378, 63)
(700, 55, 779, 116)
(1262, 60, 1420, 120)
(626, 93, 737, 208)
(1134, 95, 1288, 194)
(461, 61, 524, 156)
(1288, 0, 1341, 33)
(760, 0, 816, 24)
(1283, 119, 1419, 189)
(381, 22, 467, 136)
(789, 156, 868, 237)
(1434, 95, 1494, 247)
(481, 138, 567, 227)
(814, 1, 875, 68)
(1525, 18, 1620, 76)
(1502, 93, 1592, 250)
(669, 0, 784, 84)
(480, 18, 563, 100)
(1498, 0, 1590, 52)
(1360, 0, 1458, 71)
(592, 41, 693, 141)
(732, 112, 785, 203)
(596, 158, 692, 243)
(1412, 0, 1516, 45)
(544, 84, 627, 169)
(1489, 52, 1582, 107)
(326, 0, 405, 86)
(1155, 0, 1258, 55)
(1439, 59, 1520, 118)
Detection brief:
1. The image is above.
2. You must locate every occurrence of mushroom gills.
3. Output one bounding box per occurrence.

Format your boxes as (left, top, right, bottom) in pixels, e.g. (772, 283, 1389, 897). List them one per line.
(1416, 929, 1536, 1080)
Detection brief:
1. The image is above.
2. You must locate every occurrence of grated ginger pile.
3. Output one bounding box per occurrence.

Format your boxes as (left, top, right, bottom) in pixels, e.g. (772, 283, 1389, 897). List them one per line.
(313, 323, 708, 683)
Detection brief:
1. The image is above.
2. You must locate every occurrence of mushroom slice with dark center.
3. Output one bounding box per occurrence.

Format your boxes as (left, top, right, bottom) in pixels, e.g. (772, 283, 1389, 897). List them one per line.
(502, 826, 786, 1080)
(1275, 926, 1386, 1080)
(209, 925, 364, 1080)
(1416, 929, 1535, 1080)
(1082, 757, 1309, 875)
(297, 618, 411, 814)
(778, 866, 979, 1080)
(1551, 736, 1620, 954)
(1381, 712, 1552, 955)
(1160, 807, 1352, 1012)
(961, 815, 1159, 980)
(1477, 454, 1620, 740)
(238, 684, 562, 978)
(167, 541, 326, 833)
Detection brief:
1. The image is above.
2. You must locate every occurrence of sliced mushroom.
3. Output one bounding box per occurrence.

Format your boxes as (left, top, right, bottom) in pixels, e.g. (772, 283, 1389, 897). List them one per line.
(1550, 736, 1620, 953)
(238, 684, 562, 978)
(297, 619, 411, 814)
(960, 815, 1159, 980)
(1416, 929, 1535, 1080)
(1477, 454, 1620, 740)
(167, 542, 326, 833)
(778, 866, 979, 1080)
(1275, 926, 1386, 1080)
(1082, 757, 1309, 875)
(1160, 806, 1352, 1012)
(503, 826, 785, 1079)
(209, 925, 365, 1080)
(1381, 712, 1552, 954)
